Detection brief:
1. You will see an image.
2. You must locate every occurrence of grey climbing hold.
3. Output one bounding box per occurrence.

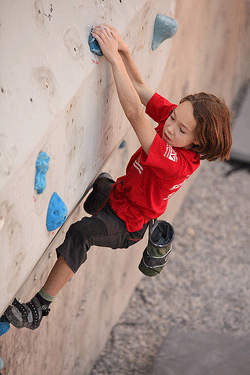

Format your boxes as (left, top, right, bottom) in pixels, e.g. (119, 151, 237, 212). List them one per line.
(0, 315, 10, 336)
(88, 29, 103, 56)
(46, 192, 68, 231)
(152, 14, 178, 51)
(35, 151, 50, 194)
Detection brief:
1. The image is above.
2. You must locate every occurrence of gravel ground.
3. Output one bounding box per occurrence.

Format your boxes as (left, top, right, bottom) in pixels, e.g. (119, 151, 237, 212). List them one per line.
(90, 158, 250, 375)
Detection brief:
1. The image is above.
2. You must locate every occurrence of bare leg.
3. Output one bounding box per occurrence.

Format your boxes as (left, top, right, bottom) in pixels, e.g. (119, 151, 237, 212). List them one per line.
(43, 255, 75, 297)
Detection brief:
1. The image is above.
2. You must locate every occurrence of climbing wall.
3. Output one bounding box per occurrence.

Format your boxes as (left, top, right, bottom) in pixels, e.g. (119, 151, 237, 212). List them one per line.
(0, 0, 177, 315)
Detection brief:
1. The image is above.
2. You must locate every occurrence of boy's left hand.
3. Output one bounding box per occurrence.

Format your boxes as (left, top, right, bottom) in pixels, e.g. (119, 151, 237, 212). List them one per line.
(92, 26, 119, 64)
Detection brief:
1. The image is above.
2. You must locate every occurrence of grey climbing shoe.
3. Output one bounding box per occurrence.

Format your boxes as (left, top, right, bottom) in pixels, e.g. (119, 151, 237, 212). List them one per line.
(4, 297, 50, 330)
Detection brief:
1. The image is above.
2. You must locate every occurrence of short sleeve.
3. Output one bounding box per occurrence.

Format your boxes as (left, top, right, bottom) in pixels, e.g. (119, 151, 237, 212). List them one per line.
(146, 93, 177, 124)
(141, 133, 183, 178)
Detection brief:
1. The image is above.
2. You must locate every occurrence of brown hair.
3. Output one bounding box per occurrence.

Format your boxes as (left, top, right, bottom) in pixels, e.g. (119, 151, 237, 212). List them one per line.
(180, 93, 232, 161)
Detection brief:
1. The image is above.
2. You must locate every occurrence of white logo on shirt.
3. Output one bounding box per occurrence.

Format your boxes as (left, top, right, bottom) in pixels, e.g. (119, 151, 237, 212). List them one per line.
(164, 145, 178, 162)
(163, 192, 175, 200)
(133, 157, 143, 174)
(163, 175, 190, 200)
(170, 175, 190, 191)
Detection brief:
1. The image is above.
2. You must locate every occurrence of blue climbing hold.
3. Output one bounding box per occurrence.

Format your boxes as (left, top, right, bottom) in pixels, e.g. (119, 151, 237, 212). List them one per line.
(152, 14, 178, 51)
(0, 316, 10, 336)
(46, 192, 68, 231)
(88, 29, 103, 56)
(0, 357, 4, 371)
(35, 151, 50, 194)
(119, 140, 126, 149)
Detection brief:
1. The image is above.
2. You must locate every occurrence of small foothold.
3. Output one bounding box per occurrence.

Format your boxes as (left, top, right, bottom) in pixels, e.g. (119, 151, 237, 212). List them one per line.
(88, 29, 103, 56)
(119, 140, 126, 149)
(0, 216, 4, 232)
(0, 357, 3, 371)
(152, 14, 178, 51)
(0, 316, 10, 336)
(46, 192, 68, 231)
(35, 152, 50, 194)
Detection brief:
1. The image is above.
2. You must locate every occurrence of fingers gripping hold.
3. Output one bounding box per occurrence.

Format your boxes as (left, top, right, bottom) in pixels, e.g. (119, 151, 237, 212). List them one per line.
(92, 26, 113, 43)
(92, 26, 119, 63)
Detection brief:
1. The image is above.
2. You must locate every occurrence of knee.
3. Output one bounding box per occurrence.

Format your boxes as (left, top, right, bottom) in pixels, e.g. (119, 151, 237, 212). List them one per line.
(67, 218, 92, 247)
(68, 217, 89, 235)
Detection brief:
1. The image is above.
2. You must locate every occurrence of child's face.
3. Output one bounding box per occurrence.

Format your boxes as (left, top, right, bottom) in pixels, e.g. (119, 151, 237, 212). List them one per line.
(162, 101, 198, 149)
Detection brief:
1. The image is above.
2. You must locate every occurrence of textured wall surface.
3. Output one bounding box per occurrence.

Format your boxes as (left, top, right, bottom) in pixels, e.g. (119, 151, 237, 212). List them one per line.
(0, 0, 176, 314)
(2, 0, 248, 374)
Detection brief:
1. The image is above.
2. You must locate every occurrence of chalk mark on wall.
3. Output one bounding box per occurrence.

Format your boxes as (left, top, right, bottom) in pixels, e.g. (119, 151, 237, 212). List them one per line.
(31, 67, 57, 97)
(44, 4, 53, 21)
(64, 28, 84, 63)
(33, 0, 45, 27)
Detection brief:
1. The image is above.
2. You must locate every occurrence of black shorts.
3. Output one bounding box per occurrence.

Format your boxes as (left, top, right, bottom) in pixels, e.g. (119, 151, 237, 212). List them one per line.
(56, 175, 149, 273)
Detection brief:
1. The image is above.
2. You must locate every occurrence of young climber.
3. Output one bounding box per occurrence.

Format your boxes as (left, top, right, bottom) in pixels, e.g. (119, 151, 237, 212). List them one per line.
(4, 24, 232, 330)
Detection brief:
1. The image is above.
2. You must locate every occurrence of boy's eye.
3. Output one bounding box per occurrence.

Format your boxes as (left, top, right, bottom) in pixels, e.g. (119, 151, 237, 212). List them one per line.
(180, 128, 185, 134)
(170, 115, 175, 120)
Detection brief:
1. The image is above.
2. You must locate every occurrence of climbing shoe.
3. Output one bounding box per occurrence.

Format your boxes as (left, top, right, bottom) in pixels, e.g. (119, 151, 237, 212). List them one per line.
(84, 172, 114, 215)
(4, 297, 50, 330)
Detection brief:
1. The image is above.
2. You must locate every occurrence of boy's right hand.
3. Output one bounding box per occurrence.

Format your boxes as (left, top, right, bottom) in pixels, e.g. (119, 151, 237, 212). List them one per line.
(94, 24, 128, 52)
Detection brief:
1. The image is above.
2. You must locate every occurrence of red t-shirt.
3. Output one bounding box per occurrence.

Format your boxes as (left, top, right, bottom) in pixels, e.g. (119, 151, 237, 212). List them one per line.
(109, 93, 200, 232)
